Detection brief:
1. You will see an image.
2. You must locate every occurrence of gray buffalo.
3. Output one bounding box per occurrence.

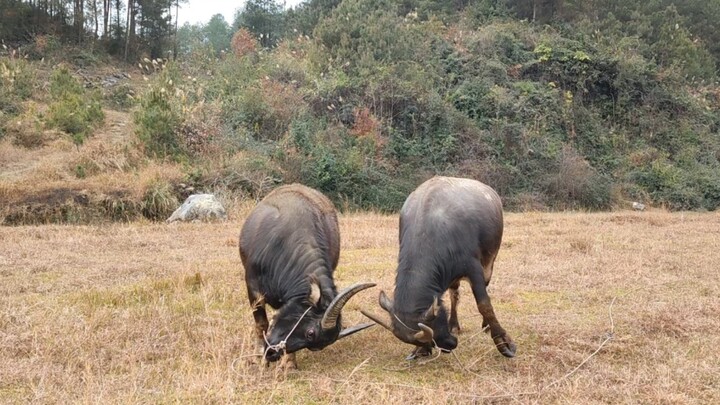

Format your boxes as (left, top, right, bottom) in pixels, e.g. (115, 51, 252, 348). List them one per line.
(363, 176, 516, 359)
(240, 184, 375, 368)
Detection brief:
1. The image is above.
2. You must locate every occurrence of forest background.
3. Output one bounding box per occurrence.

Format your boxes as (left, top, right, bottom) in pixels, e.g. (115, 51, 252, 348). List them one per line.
(2, 0, 720, 224)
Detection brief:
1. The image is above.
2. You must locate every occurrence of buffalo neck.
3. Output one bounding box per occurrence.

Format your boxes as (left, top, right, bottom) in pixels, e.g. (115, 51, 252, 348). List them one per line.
(262, 232, 337, 307)
(392, 259, 447, 318)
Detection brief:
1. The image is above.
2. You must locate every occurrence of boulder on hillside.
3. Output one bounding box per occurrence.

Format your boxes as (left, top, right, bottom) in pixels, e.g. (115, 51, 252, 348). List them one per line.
(167, 194, 227, 223)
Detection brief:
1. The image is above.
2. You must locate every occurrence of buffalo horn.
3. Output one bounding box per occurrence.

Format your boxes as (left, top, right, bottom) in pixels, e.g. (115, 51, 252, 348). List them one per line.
(414, 323, 434, 343)
(337, 322, 375, 340)
(360, 309, 393, 332)
(321, 282, 376, 330)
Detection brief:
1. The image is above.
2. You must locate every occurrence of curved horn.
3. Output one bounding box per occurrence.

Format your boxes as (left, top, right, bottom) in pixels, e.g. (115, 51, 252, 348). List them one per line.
(379, 290, 394, 314)
(414, 323, 434, 343)
(338, 322, 375, 340)
(321, 282, 376, 330)
(360, 310, 393, 333)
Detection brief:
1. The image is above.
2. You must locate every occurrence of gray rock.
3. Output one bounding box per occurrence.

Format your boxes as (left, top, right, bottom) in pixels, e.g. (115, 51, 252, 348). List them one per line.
(167, 194, 227, 223)
(632, 202, 646, 211)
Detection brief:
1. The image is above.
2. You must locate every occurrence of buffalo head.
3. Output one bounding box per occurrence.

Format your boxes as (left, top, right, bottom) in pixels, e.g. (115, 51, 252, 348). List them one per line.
(264, 281, 375, 362)
(362, 290, 457, 359)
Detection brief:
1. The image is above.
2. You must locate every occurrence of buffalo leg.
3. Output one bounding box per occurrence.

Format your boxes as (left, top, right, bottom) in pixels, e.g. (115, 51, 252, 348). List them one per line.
(468, 264, 516, 358)
(247, 289, 269, 362)
(449, 279, 461, 335)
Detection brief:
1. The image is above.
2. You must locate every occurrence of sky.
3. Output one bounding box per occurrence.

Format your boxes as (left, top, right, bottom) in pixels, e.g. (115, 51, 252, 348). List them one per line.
(177, 0, 306, 26)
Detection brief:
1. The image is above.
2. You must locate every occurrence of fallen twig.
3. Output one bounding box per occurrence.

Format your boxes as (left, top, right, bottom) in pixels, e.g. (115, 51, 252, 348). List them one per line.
(538, 296, 616, 392)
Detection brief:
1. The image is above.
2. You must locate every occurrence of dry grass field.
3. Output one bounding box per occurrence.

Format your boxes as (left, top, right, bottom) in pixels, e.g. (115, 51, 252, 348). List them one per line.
(1, 210, 719, 404)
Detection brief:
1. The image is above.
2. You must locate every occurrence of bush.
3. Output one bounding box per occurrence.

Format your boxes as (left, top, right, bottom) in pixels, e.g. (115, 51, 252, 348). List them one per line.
(104, 83, 136, 110)
(544, 146, 613, 210)
(205, 152, 283, 201)
(630, 157, 699, 210)
(141, 180, 179, 220)
(46, 67, 104, 145)
(8, 104, 49, 148)
(0, 58, 35, 115)
(231, 28, 258, 58)
(135, 87, 183, 158)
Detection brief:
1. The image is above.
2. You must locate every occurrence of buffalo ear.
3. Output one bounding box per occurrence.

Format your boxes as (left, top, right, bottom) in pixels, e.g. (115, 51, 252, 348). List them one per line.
(379, 290, 394, 314)
(422, 296, 439, 322)
(308, 278, 322, 307)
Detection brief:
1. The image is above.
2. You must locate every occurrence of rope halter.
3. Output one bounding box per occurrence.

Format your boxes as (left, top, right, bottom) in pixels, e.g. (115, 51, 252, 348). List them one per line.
(263, 306, 313, 358)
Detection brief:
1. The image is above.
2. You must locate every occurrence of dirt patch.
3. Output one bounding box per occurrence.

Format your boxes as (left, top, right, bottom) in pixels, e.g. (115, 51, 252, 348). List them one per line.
(1, 187, 141, 225)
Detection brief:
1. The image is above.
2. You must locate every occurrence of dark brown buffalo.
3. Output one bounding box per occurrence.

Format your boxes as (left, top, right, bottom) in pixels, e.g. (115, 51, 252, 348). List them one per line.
(240, 184, 375, 368)
(362, 176, 516, 359)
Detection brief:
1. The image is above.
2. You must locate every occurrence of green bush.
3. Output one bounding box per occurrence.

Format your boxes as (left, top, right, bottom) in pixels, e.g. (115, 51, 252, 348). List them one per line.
(46, 67, 104, 145)
(135, 87, 183, 158)
(0, 58, 35, 115)
(141, 180, 179, 220)
(104, 83, 136, 110)
(122, 5, 720, 213)
(629, 157, 703, 210)
(205, 153, 283, 200)
(134, 65, 187, 159)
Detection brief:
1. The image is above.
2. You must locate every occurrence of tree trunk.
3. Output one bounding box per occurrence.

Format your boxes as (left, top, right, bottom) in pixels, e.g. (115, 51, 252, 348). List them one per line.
(116, 0, 121, 38)
(173, 0, 179, 59)
(124, 0, 132, 60)
(93, 0, 99, 38)
(74, 0, 85, 43)
(103, 0, 109, 39)
(532, 0, 537, 22)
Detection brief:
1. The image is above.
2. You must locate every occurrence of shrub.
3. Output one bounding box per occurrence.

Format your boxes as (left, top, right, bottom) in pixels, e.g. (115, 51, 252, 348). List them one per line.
(104, 83, 136, 110)
(8, 106, 48, 148)
(135, 86, 183, 158)
(231, 28, 258, 58)
(9, 123, 46, 148)
(206, 152, 283, 201)
(0, 58, 35, 115)
(46, 67, 104, 145)
(141, 180, 179, 220)
(630, 157, 700, 210)
(545, 145, 613, 210)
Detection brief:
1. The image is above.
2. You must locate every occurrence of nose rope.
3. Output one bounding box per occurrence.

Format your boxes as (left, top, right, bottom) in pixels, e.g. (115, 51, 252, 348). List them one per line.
(393, 314, 453, 354)
(263, 306, 313, 358)
(392, 312, 420, 332)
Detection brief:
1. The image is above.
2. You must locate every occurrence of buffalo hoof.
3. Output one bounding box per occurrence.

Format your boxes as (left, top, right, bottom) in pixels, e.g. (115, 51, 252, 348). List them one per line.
(493, 334, 516, 358)
(450, 325, 461, 336)
(406, 346, 433, 360)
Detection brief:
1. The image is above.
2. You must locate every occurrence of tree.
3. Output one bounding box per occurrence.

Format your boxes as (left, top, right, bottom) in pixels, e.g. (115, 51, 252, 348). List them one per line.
(234, 0, 285, 48)
(74, 0, 86, 42)
(506, 0, 563, 22)
(284, 0, 341, 36)
(136, 0, 174, 59)
(175, 22, 204, 55)
(204, 13, 231, 55)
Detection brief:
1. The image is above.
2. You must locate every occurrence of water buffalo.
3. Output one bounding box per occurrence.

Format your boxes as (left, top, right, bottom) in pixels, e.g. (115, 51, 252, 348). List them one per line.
(362, 176, 516, 359)
(240, 184, 375, 368)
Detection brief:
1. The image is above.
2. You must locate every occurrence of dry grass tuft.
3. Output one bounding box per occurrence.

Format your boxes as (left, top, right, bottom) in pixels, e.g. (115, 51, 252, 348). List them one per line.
(1, 211, 719, 403)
